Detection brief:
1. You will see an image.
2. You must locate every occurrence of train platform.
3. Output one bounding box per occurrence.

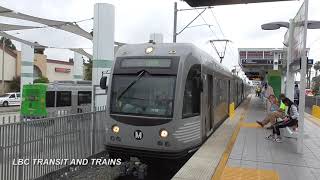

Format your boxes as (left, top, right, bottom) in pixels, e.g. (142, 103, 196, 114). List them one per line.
(172, 95, 320, 180)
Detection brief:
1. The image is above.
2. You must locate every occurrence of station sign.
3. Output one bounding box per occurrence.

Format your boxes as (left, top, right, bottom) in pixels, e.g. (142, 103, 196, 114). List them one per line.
(241, 59, 282, 65)
(307, 58, 313, 65)
(55, 68, 71, 73)
(290, 58, 313, 72)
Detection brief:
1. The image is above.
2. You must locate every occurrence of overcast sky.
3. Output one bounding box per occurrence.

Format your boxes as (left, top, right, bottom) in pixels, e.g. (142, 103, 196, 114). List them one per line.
(0, 0, 320, 76)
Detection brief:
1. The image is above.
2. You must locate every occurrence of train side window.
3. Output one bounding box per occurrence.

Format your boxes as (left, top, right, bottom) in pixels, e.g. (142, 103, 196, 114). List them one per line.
(182, 64, 201, 118)
(57, 91, 72, 107)
(78, 91, 92, 105)
(46, 91, 55, 107)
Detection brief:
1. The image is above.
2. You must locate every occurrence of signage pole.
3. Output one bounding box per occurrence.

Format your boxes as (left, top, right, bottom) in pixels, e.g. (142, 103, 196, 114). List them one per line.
(297, 0, 309, 154)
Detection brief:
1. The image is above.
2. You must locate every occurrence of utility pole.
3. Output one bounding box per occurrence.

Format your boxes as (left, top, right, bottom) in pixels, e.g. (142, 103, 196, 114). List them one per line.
(173, 2, 177, 43)
(172, 2, 207, 43)
(1, 37, 5, 94)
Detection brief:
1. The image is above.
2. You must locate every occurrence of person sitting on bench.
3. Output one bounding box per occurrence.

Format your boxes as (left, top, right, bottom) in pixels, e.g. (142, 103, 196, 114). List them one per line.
(265, 98, 299, 143)
(256, 94, 287, 128)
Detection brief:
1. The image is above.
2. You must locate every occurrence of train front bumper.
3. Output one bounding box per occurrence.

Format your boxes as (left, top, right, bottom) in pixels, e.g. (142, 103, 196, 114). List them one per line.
(105, 144, 199, 160)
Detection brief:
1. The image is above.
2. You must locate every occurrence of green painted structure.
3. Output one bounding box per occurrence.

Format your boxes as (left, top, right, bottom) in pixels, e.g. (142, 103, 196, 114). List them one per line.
(21, 84, 48, 118)
(267, 70, 282, 99)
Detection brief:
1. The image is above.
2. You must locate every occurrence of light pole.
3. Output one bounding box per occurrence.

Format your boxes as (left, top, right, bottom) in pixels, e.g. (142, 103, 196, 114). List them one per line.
(261, 15, 320, 153)
(261, 20, 320, 99)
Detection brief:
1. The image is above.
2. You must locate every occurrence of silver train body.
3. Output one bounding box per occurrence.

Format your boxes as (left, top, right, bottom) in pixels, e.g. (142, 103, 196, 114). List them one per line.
(45, 81, 92, 116)
(104, 43, 250, 159)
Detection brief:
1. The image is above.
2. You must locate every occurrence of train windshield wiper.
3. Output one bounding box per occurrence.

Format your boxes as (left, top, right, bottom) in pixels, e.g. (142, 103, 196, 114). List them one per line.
(117, 70, 147, 100)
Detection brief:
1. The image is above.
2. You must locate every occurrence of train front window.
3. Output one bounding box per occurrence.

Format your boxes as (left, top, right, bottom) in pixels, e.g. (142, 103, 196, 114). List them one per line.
(110, 75, 175, 117)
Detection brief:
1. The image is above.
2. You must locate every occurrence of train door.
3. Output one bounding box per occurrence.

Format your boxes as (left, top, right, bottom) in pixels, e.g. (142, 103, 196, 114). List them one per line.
(235, 81, 238, 106)
(228, 80, 230, 114)
(201, 74, 209, 137)
(206, 74, 214, 136)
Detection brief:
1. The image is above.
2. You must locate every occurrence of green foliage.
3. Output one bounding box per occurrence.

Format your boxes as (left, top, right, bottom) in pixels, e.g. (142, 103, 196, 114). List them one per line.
(314, 61, 320, 77)
(33, 76, 49, 84)
(9, 76, 20, 92)
(0, 37, 16, 50)
(312, 75, 320, 95)
(84, 59, 92, 80)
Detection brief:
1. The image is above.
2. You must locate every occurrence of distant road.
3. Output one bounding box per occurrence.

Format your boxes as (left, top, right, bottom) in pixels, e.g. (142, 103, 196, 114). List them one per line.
(0, 106, 20, 113)
(0, 106, 20, 124)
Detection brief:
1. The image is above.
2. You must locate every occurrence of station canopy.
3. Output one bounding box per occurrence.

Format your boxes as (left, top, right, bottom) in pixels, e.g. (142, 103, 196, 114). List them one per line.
(184, 0, 296, 7)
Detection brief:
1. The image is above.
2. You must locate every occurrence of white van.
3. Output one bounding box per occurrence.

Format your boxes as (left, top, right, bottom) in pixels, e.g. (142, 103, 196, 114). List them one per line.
(0, 92, 21, 106)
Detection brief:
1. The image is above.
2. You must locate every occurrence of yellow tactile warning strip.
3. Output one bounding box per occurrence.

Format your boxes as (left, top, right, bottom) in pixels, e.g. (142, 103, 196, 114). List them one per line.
(306, 112, 320, 127)
(240, 122, 261, 128)
(220, 166, 280, 180)
(311, 105, 320, 119)
(212, 96, 251, 180)
(229, 102, 235, 120)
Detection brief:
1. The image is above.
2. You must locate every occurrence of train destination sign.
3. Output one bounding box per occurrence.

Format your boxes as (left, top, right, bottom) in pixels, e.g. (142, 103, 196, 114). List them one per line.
(121, 59, 171, 68)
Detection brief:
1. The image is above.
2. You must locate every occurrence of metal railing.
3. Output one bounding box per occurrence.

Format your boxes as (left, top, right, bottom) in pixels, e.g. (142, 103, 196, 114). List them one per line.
(0, 105, 99, 125)
(305, 95, 320, 114)
(0, 109, 107, 180)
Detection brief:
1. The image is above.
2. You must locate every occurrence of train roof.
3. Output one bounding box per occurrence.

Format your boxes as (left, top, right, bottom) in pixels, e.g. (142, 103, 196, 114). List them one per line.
(116, 43, 233, 78)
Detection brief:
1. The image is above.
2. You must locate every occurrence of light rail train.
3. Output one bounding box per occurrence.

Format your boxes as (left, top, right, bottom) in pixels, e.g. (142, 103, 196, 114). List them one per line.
(21, 81, 92, 118)
(100, 43, 251, 160)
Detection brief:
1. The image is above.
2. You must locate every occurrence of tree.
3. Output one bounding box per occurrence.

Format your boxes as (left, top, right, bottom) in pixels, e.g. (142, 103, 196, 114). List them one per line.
(314, 61, 320, 77)
(9, 76, 20, 92)
(84, 59, 92, 80)
(0, 37, 16, 51)
(33, 76, 49, 83)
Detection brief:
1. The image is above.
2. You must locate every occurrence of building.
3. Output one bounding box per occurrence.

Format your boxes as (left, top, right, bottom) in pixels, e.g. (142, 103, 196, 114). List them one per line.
(239, 48, 311, 98)
(0, 45, 17, 92)
(0, 46, 78, 93)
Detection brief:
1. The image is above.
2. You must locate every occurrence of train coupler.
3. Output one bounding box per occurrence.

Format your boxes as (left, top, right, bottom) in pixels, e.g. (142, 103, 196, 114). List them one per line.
(119, 157, 148, 179)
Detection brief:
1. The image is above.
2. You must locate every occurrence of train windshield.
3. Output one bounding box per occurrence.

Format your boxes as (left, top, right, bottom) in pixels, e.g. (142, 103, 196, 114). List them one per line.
(110, 75, 175, 117)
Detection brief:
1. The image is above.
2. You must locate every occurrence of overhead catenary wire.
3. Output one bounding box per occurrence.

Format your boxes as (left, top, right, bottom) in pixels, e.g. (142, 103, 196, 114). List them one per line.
(195, 7, 235, 64)
(195, 8, 219, 39)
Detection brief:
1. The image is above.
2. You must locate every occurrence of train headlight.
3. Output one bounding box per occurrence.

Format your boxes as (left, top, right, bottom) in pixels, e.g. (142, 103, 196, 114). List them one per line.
(145, 47, 154, 54)
(159, 129, 169, 138)
(112, 125, 120, 134)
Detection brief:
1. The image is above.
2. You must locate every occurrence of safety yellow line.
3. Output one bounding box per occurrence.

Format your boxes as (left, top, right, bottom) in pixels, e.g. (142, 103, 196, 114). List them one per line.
(305, 113, 320, 127)
(221, 166, 279, 180)
(211, 96, 251, 180)
(240, 122, 261, 128)
(212, 96, 281, 180)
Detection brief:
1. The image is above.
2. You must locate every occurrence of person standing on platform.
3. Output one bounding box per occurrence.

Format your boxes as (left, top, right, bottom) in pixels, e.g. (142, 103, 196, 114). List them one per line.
(265, 83, 275, 113)
(294, 84, 300, 106)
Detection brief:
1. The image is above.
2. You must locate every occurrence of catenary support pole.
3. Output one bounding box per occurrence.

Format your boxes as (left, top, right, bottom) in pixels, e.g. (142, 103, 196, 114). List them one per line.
(173, 2, 178, 43)
(91, 3, 115, 154)
(1, 37, 5, 94)
(73, 52, 83, 81)
(92, 3, 115, 110)
(20, 44, 34, 95)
